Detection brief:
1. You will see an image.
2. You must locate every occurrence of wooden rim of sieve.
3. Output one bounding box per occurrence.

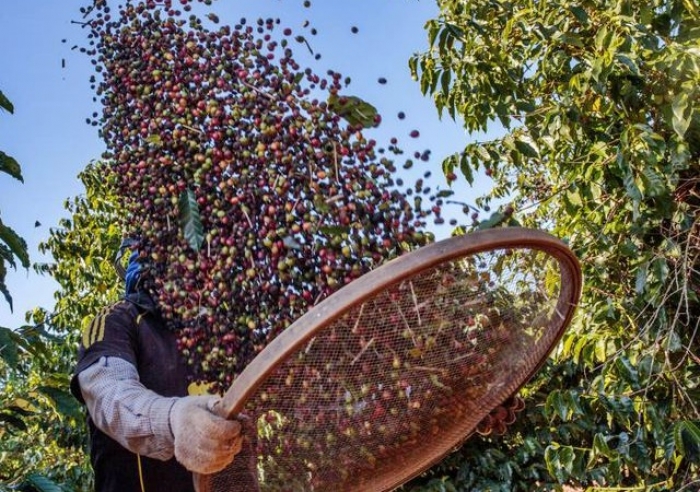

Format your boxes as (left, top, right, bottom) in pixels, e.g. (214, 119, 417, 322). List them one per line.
(199, 227, 582, 491)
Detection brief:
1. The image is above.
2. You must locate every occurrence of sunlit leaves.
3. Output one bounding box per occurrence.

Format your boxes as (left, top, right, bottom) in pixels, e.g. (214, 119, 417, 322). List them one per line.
(38, 161, 123, 332)
(0, 163, 114, 491)
(408, 0, 700, 489)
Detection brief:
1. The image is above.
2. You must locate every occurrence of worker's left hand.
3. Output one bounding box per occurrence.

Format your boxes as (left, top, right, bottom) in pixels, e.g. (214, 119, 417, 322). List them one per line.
(170, 395, 243, 474)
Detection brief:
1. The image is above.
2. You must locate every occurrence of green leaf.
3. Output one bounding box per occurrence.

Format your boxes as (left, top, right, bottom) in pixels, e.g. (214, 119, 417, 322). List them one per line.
(640, 167, 666, 197)
(0, 326, 20, 366)
(23, 473, 65, 492)
(623, 169, 642, 203)
(616, 357, 639, 388)
(594, 25, 611, 52)
(616, 54, 640, 76)
(145, 134, 163, 146)
(0, 412, 27, 431)
(672, 93, 691, 138)
(558, 33, 585, 48)
(0, 243, 16, 266)
(442, 154, 456, 176)
(459, 152, 474, 185)
(178, 188, 204, 252)
(593, 433, 613, 458)
(0, 151, 23, 182)
(0, 90, 13, 114)
(319, 225, 350, 236)
(544, 445, 567, 482)
(327, 94, 378, 129)
(595, 337, 607, 363)
(568, 5, 589, 24)
(426, 19, 440, 48)
(0, 260, 13, 311)
(559, 446, 575, 475)
(408, 55, 418, 80)
(440, 69, 452, 95)
(565, 189, 583, 208)
(635, 263, 647, 294)
(0, 222, 30, 269)
(545, 390, 568, 421)
(476, 211, 507, 230)
(35, 385, 82, 419)
(514, 135, 540, 158)
(675, 421, 700, 464)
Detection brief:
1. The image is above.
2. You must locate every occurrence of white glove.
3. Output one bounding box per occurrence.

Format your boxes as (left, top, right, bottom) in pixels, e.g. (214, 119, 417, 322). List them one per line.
(170, 395, 243, 474)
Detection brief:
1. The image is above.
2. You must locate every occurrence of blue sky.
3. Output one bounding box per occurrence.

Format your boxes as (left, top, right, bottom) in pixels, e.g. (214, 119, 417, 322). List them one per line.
(0, 1, 491, 329)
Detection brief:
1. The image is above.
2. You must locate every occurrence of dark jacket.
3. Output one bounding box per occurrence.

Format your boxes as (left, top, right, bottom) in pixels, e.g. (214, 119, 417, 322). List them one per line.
(71, 293, 194, 492)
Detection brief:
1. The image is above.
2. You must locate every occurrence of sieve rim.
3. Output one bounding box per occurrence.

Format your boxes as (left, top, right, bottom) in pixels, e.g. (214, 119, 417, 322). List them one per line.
(197, 227, 582, 492)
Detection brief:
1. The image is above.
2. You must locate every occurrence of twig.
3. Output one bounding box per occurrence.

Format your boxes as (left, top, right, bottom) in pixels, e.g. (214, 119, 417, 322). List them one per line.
(241, 206, 254, 228)
(352, 303, 365, 334)
(181, 124, 204, 135)
(325, 194, 344, 205)
(332, 141, 339, 181)
(409, 365, 448, 374)
(409, 280, 422, 327)
(350, 337, 375, 365)
(241, 81, 275, 100)
(391, 294, 417, 347)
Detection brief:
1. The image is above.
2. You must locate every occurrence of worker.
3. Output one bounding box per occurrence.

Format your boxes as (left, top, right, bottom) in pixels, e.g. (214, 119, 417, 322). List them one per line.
(71, 244, 243, 491)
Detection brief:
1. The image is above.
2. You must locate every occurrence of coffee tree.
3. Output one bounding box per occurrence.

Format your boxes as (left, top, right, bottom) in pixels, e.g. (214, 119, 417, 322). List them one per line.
(0, 162, 116, 492)
(405, 0, 700, 489)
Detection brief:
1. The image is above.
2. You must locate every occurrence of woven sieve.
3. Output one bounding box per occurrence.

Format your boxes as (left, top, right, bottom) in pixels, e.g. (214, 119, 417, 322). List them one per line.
(194, 228, 582, 492)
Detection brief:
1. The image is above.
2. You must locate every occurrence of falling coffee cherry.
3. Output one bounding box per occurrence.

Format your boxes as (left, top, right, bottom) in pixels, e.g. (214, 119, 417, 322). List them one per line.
(410, 130, 420, 138)
(77, 0, 443, 391)
(378, 77, 387, 84)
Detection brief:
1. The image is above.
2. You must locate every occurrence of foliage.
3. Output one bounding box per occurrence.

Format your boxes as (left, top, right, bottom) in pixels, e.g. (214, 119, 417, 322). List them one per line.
(0, 316, 89, 491)
(0, 89, 29, 312)
(406, 0, 700, 489)
(0, 162, 121, 491)
(37, 161, 124, 334)
(0, 88, 80, 492)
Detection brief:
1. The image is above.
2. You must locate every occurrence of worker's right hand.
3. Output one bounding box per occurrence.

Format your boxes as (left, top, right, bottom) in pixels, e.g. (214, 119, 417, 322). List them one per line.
(169, 395, 243, 474)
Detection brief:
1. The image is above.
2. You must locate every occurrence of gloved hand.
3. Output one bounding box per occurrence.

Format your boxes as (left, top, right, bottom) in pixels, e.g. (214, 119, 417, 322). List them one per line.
(170, 395, 243, 474)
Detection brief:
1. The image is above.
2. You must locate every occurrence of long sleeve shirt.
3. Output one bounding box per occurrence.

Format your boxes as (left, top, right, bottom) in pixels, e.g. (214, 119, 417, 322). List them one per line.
(78, 355, 177, 460)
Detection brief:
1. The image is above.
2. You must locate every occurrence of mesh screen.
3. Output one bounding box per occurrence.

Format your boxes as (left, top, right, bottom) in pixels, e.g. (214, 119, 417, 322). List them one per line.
(203, 246, 572, 491)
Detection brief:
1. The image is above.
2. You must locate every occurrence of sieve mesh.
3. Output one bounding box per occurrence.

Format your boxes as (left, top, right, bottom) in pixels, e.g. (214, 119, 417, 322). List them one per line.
(197, 232, 581, 492)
